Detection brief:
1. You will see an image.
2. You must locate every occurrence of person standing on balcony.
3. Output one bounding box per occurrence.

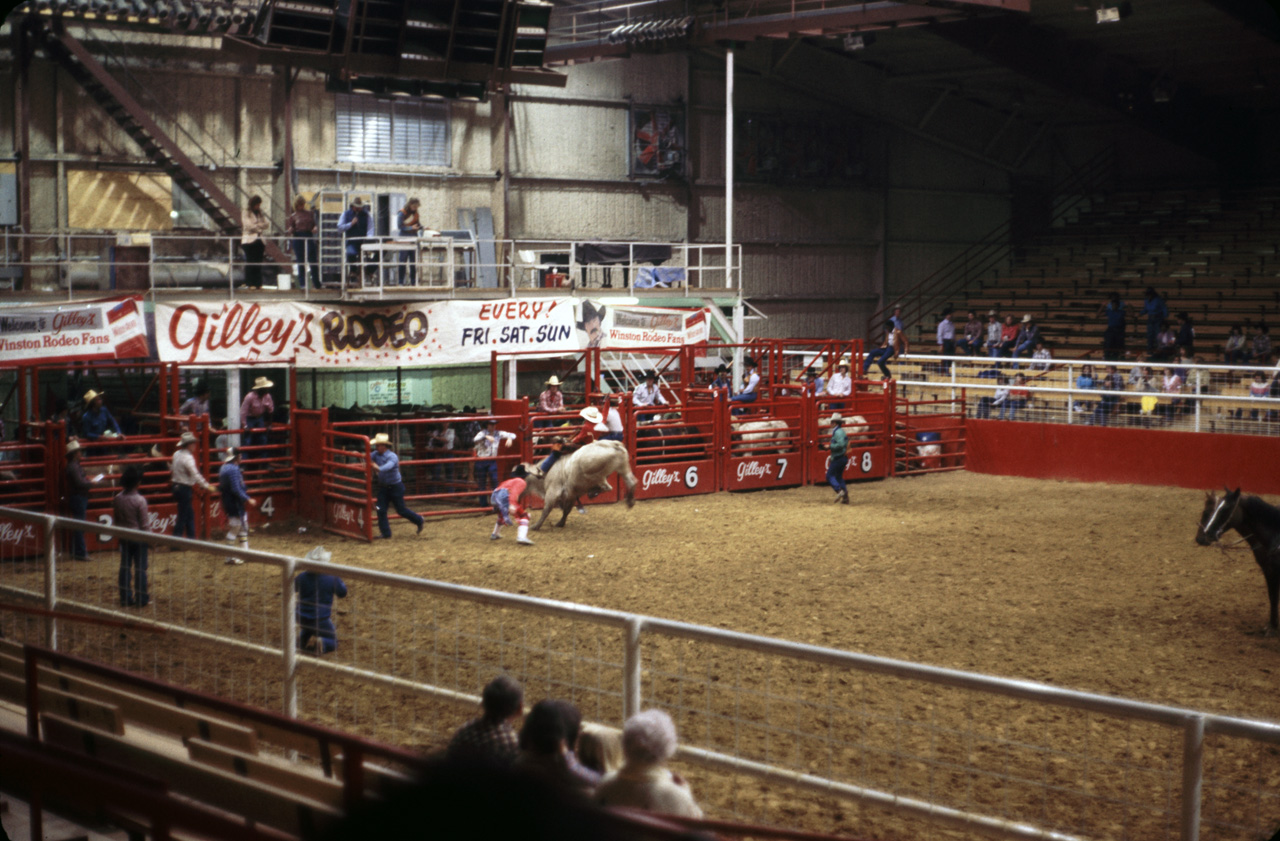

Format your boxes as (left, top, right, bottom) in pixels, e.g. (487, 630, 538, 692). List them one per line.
(240, 195, 269, 290)
(396, 198, 423, 287)
(1098, 292, 1127, 362)
(240, 377, 274, 451)
(285, 196, 320, 290)
(336, 197, 371, 285)
(79, 390, 122, 442)
(179, 380, 211, 420)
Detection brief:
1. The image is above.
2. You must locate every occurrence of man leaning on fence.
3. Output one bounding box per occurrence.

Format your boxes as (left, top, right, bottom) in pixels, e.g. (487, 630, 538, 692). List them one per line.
(473, 419, 516, 506)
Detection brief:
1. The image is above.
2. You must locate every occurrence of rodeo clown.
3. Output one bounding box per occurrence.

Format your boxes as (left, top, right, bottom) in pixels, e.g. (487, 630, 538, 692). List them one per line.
(490, 464, 534, 545)
(218, 447, 258, 565)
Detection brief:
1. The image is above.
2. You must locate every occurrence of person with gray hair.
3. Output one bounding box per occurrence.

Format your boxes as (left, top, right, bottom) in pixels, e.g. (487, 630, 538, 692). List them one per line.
(595, 709, 702, 818)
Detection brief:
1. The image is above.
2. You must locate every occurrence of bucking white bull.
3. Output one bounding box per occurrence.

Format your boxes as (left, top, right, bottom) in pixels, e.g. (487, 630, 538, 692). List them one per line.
(522, 439, 637, 530)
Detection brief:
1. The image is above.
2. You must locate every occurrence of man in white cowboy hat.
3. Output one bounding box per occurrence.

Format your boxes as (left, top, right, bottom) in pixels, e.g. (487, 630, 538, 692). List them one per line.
(1013, 314, 1040, 361)
(169, 431, 213, 540)
(821, 358, 852, 409)
(528, 405, 604, 480)
(826, 414, 850, 505)
(295, 546, 347, 655)
(217, 447, 258, 565)
(537, 375, 565, 415)
(79, 389, 122, 442)
(240, 376, 275, 450)
(64, 438, 101, 561)
(369, 432, 424, 539)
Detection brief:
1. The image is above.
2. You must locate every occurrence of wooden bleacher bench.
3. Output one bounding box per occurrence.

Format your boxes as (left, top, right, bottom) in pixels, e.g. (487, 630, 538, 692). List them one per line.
(41, 713, 340, 839)
(0, 651, 258, 752)
(0, 671, 124, 735)
(186, 738, 345, 809)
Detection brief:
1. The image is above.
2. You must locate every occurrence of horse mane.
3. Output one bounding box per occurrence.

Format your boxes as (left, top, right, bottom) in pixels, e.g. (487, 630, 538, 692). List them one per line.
(1241, 495, 1280, 531)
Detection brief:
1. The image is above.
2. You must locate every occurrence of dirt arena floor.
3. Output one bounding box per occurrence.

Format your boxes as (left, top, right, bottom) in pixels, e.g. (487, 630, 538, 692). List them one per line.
(19, 470, 1280, 840)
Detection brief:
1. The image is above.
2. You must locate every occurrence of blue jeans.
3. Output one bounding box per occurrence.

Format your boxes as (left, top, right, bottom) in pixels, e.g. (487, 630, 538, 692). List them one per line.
(376, 481, 423, 538)
(1000, 398, 1026, 420)
(68, 494, 89, 559)
(244, 415, 267, 450)
(538, 450, 563, 475)
(475, 460, 498, 505)
(600, 432, 624, 442)
(118, 541, 148, 607)
(491, 487, 515, 525)
(398, 248, 416, 286)
(173, 484, 196, 539)
(291, 235, 319, 288)
(297, 614, 338, 653)
(827, 455, 848, 494)
(864, 347, 895, 377)
(730, 390, 757, 416)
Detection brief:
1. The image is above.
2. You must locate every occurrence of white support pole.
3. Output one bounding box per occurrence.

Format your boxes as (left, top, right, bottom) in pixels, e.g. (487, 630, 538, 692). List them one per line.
(227, 369, 243, 448)
(623, 617, 643, 722)
(725, 48, 734, 292)
(1181, 715, 1204, 841)
(43, 516, 56, 650)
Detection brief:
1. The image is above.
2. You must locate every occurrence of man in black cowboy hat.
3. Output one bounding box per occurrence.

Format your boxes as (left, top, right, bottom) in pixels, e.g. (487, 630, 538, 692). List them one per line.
(730, 357, 760, 413)
(179, 380, 212, 419)
(710, 364, 732, 391)
(578, 301, 606, 349)
(632, 370, 667, 422)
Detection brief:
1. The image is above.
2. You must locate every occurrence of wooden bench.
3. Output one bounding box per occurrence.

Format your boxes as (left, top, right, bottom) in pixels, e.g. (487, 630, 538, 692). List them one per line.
(0, 671, 124, 735)
(41, 713, 340, 839)
(0, 652, 258, 752)
(187, 738, 345, 809)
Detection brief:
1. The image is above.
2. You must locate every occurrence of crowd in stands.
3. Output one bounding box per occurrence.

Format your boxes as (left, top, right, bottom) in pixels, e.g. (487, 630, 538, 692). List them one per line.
(444, 676, 703, 819)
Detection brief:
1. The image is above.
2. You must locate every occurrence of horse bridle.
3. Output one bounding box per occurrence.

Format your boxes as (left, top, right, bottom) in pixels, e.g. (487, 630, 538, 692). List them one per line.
(1200, 494, 1243, 545)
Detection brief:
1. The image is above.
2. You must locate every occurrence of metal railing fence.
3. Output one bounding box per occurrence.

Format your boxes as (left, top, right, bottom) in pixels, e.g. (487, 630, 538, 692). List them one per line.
(892, 354, 1280, 434)
(1, 507, 1278, 841)
(0, 231, 743, 301)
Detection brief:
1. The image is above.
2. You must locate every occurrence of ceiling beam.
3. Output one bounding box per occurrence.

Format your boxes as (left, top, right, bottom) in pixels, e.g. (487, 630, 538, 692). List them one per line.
(931, 16, 1251, 167)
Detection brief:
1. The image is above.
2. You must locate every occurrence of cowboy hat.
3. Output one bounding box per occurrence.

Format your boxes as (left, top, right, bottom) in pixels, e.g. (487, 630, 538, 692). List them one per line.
(988, 309, 998, 317)
(252, 377, 274, 390)
(83, 389, 104, 405)
(714, 364, 728, 373)
(577, 300, 606, 329)
(545, 376, 562, 386)
(150, 444, 164, 458)
(192, 380, 211, 396)
(837, 358, 850, 369)
(222, 447, 241, 463)
(304, 546, 332, 564)
(743, 356, 757, 368)
(350, 196, 364, 207)
(830, 413, 844, 424)
(178, 431, 198, 448)
(65, 439, 82, 455)
(644, 370, 658, 380)
(1021, 314, 1032, 323)
(580, 407, 604, 425)
(371, 432, 392, 447)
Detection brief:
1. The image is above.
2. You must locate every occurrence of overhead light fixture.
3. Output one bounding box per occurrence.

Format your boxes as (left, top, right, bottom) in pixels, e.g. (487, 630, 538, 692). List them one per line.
(842, 32, 875, 51)
(1096, 2, 1131, 23)
(608, 16, 692, 45)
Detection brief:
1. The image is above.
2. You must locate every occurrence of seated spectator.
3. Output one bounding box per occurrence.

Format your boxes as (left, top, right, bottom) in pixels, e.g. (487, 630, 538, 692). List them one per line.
(1252, 323, 1272, 366)
(983, 310, 1002, 358)
(1073, 364, 1096, 414)
(1137, 366, 1159, 393)
(1004, 374, 1031, 420)
(447, 675, 524, 766)
(975, 375, 1009, 420)
(595, 709, 702, 819)
(1160, 367, 1184, 418)
(1031, 341, 1052, 371)
(535, 377, 565, 428)
(729, 357, 761, 412)
(1173, 349, 1195, 383)
(577, 724, 623, 777)
(1224, 325, 1247, 366)
(599, 395, 624, 442)
(515, 699, 601, 797)
(1092, 365, 1125, 426)
(708, 364, 732, 392)
(632, 371, 667, 422)
(1246, 371, 1275, 421)
(935, 307, 956, 370)
(863, 323, 905, 380)
(998, 315, 1019, 358)
(957, 309, 984, 355)
(1150, 320, 1179, 362)
(1127, 363, 1148, 388)
(1012, 315, 1039, 360)
(1175, 312, 1196, 357)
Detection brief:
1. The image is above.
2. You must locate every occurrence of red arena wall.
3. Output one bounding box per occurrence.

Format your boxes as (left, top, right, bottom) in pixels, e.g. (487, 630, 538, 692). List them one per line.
(966, 420, 1280, 496)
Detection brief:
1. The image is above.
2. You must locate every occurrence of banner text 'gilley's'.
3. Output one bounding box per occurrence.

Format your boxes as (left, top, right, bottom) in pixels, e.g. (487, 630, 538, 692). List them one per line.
(167, 303, 315, 364)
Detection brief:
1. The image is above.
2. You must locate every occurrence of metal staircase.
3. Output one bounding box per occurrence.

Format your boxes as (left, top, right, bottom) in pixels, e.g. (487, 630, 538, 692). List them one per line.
(31, 17, 289, 266)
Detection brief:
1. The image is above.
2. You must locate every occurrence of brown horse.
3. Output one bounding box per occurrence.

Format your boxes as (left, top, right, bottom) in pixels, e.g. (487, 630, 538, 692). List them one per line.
(1196, 488, 1280, 635)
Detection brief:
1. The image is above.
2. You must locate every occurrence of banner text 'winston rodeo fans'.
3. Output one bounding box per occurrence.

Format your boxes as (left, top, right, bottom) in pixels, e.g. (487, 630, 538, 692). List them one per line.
(0, 297, 149, 364)
(156, 299, 709, 366)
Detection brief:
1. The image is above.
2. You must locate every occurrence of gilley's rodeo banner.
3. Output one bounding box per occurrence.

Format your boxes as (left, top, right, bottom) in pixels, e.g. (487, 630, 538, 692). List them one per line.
(156, 299, 710, 367)
(0, 296, 149, 364)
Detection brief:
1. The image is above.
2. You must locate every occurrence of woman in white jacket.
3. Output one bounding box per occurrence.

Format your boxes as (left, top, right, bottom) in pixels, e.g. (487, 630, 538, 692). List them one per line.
(595, 709, 702, 819)
(241, 195, 269, 289)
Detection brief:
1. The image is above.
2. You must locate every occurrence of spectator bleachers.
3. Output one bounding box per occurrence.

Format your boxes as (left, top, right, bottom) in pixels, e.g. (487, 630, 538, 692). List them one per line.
(946, 184, 1280, 360)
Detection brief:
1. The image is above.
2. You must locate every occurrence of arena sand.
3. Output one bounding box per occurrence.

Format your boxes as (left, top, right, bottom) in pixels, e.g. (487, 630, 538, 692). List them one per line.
(37, 471, 1280, 840)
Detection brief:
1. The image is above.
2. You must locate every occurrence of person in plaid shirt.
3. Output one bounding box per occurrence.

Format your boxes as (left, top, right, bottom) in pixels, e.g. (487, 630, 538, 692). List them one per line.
(447, 675, 524, 765)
